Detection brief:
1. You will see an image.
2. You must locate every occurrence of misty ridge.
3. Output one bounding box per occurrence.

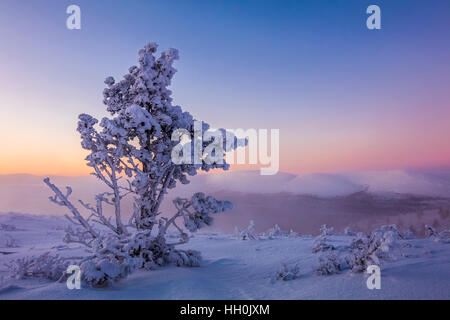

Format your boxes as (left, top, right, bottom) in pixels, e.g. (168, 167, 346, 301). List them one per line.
(1, 169, 450, 235)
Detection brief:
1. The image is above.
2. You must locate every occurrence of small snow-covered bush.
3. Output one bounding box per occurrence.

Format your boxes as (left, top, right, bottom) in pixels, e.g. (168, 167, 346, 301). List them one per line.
(320, 224, 334, 236)
(316, 253, 345, 275)
(439, 229, 450, 240)
(312, 236, 335, 253)
(425, 225, 450, 243)
(345, 229, 397, 273)
(288, 229, 299, 238)
(235, 220, 258, 240)
(5, 235, 19, 248)
(76, 192, 225, 286)
(5, 252, 71, 280)
(0, 224, 17, 231)
(312, 225, 335, 253)
(274, 263, 301, 281)
(312, 224, 406, 276)
(402, 229, 416, 240)
(260, 225, 298, 239)
(425, 225, 439, 238)
(373, 224, 403, 240)
(344, 226, 356, 236)
(265, 224, 285, 239)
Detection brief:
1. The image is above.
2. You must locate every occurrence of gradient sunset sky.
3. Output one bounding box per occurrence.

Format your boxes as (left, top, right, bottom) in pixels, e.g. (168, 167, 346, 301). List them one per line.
(0, 0, 449, 176)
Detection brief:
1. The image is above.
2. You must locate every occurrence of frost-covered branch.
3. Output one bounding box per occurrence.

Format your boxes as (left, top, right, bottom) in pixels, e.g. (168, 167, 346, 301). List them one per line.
(44, 178, 99, 239)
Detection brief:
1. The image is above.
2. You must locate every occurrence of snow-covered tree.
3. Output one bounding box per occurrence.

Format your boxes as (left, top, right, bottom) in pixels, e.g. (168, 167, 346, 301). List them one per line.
(264, 224, 287, 239)
(235, 220, 258, 240)
(288, 229, 299, 238)
(346, 229, 397, 273)
(43, 43, 241, 285)
(313, 225, 404, 276)
(274, 263, 301, 281)
(438, 229, 450, 241)
(312, 235, 335, 253)
(425, 225, 450, 243)
(425, 225, 439, 239)
(373, 224, 403, 240)
(319, 224, 334, 236)
(312, 225, 335, 253)
(402, 229, 416, 240)
(344, 226, 356, 236)
(5, 235, 19, 248)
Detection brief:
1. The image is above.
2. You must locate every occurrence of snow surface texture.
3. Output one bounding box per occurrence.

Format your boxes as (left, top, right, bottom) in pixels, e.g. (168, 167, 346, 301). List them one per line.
(1, 213, 449, 300)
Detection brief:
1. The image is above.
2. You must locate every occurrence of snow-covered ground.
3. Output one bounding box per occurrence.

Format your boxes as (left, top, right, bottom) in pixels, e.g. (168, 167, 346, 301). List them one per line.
(0, 213, 449, 300)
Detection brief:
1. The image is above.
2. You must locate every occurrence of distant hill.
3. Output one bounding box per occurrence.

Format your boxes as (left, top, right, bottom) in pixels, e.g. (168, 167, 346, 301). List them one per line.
(1, 169, 450, 234)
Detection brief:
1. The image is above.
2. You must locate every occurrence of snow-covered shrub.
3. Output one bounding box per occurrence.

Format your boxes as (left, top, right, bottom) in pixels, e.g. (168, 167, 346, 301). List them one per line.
(344, 226, 356, 236)
(425, 225, 439, 239)
(320, 224, 334, 236)
(401, 242, 413, 248)
(235, 220, 258, 240)
(313, 225, 411, 276)
(288, 229, 299, 238)
(373, 224, 403, 240)
(312, 225, 335, 253)
(259, 225, 297, 239)
(0, 224, 17, 231)
(274, 263, 300, 281)
(402, 229, 416, 240)
(79, 228, 204, 286)
(438, 229, 450, 241)
(346, 229, 397, 273)
(312, 235, 335, 253)
(266, 224, 282, 238)
(316, 253, 346, 275)
(5, 252, 71, 280)
(5, 235, 19, 248)
(42, 191, 229, 286)
(424, 225, 450, 243)
(41, 43, 241, 286)
(264, 224, 289, 239)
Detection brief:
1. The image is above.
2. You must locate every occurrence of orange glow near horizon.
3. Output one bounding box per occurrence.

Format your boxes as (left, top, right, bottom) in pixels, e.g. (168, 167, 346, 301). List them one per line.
(1, 100, 449, 176)
(1, 0, 449, 177)
(1, 98, 450, 176)
(2, 135, 450, 177)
